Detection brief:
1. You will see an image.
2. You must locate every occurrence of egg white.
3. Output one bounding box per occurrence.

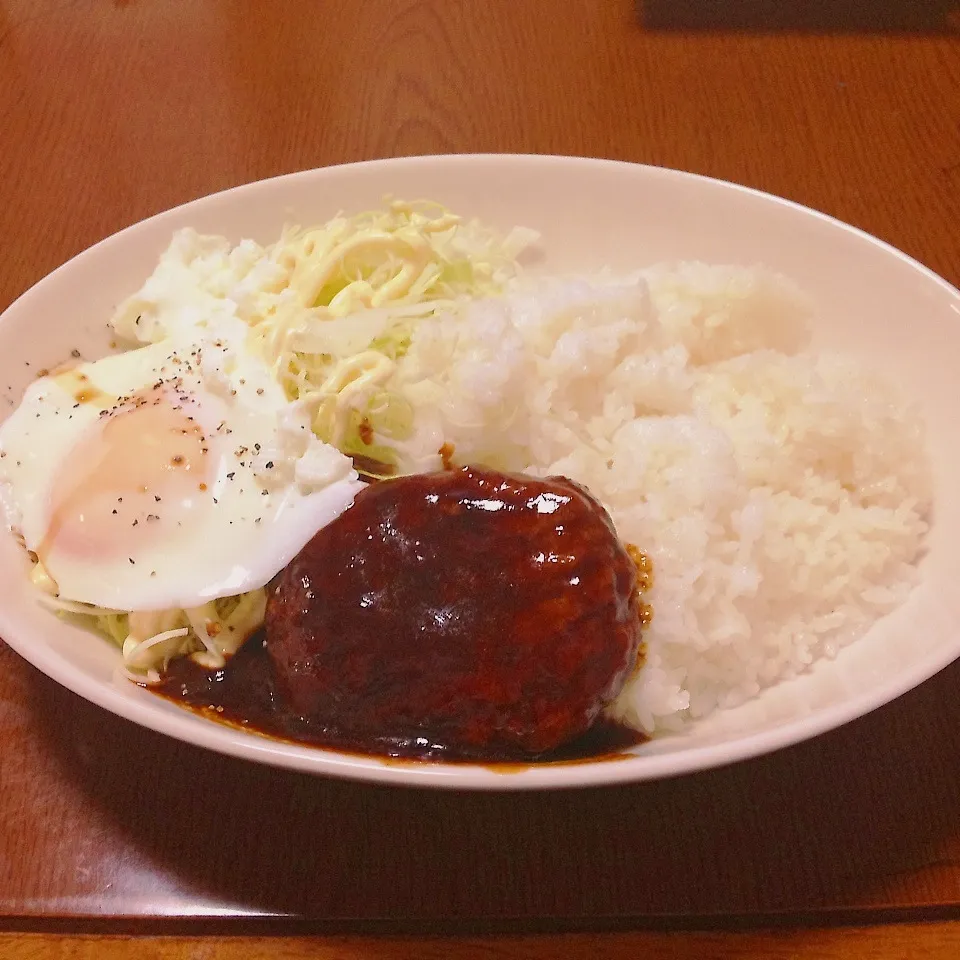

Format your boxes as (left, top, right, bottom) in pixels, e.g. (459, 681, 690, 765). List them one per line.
(0, 317, 363, 611)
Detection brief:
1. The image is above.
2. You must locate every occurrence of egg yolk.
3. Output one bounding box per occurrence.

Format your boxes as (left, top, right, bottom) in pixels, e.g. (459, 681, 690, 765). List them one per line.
(38, 393, 214, 569)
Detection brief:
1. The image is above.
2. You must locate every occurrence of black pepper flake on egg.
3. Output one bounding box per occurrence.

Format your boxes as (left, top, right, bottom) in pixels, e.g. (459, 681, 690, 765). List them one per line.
(128, 558, 135, 565)
(226, 472, 235, 480)
(265, 461, 274, 469)
(70, 349, 81, 359)
(155, 495, 162, 502)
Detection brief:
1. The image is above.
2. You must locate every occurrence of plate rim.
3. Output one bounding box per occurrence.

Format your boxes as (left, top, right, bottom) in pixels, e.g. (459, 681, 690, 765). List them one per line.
(1, 152, 958, 791)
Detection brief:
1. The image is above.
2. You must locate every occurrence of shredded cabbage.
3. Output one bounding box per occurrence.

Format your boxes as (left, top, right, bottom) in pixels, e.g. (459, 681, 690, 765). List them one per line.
(38, 200, 536, 679)
(36, 565, 267, 683)
(245, 199, 537, 473)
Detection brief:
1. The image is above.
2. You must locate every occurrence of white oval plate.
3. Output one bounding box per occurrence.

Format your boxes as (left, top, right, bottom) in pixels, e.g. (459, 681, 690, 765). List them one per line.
(1, 155, 958, 790)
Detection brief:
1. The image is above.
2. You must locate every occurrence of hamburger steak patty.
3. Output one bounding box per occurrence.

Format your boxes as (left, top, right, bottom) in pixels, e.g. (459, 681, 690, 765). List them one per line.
(265, 466, 644, 760)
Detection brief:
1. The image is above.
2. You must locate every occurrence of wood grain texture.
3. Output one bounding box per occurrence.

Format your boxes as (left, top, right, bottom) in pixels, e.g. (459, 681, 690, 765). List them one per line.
(3, 637, 960, 927)
(2, 0, 959, 315)
(6, 924, 960, 960)
(2, 0, 960, 952)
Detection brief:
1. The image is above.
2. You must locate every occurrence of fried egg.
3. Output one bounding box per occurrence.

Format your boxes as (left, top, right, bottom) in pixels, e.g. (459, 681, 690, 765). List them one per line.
(0, 317, 363, 611)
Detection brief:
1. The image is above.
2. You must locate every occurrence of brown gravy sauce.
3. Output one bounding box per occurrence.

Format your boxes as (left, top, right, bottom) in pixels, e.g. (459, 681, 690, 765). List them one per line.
(52, 368, 112, 406)
(351, 453, 394, 479)
(152, 631, 647, 770)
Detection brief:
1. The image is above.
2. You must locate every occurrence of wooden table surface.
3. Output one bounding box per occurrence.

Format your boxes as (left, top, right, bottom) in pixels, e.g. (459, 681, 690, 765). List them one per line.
(2, 0, 960, 957)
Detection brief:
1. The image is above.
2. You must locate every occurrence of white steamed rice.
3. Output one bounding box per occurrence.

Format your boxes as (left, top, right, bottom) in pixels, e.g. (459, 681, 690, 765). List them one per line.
(390, 264, 931, 733)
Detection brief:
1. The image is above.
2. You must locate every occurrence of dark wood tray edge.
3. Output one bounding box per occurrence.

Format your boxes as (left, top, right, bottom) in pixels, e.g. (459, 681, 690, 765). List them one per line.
(3, 905, 960, 936)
